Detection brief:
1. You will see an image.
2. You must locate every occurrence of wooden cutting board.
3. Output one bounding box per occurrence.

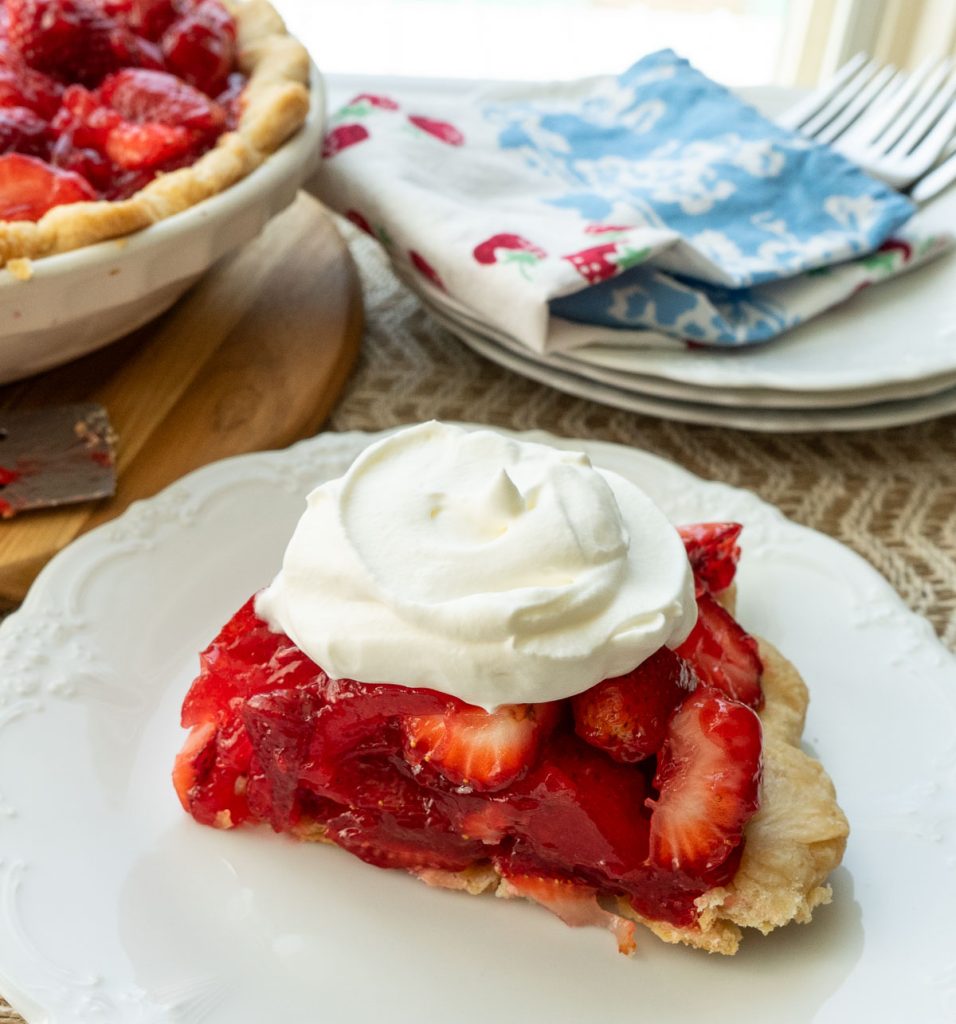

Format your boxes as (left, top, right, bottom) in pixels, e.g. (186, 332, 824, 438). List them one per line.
(0, 192, 363, 604)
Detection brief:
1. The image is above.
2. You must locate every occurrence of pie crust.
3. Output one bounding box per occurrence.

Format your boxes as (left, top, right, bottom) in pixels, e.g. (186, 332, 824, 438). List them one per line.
(293, 636, 849, 956)
(0, 0, 312, 269)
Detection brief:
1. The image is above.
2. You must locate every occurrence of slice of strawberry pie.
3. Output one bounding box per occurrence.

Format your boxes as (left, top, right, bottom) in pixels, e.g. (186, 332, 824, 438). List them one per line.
(174, 423, 848, 955)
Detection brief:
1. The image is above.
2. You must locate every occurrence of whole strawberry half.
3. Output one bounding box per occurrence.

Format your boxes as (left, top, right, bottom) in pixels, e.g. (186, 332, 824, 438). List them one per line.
(647, 687, 762, 878)
(161, 0, 236, 97)
(675, 591, 764, 709)
(407, 114, 463, 146)
(104, 119, 193, 169)
(678, 522, 742, 595)
(99, 68, 225, 133)
(0, 151, 96, 220)
(571, 647, 696, 763)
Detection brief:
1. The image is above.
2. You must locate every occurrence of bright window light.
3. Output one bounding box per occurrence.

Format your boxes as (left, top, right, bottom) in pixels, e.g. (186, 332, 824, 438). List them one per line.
(273, 0, 792, 88)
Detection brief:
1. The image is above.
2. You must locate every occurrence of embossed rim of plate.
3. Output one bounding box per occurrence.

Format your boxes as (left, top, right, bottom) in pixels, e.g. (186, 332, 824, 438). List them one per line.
(0, 427, 954, 1024)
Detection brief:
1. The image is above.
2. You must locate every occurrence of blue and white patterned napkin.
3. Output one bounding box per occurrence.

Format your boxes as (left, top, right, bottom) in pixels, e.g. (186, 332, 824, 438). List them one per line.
(314, 51, 951, 354)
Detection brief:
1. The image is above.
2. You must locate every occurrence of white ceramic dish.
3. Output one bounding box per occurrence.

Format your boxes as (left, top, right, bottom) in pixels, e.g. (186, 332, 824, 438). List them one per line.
(1, 427, 955, 1023)
(410, 274, 956, 411)
(0, 67, 326, 386)
(426, 301, 956, 431)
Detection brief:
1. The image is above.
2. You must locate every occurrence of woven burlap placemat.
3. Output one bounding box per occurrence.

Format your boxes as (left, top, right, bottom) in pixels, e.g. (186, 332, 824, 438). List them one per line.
(3, 217, 955, 1022)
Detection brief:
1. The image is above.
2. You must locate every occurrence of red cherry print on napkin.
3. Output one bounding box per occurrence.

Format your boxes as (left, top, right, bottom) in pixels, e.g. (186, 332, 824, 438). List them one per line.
(345, 209, 375, 236)
(407, 115, 464, 146)
(349, 93, 399, 110)
(322, 123, 369, 158)
(473, 233, 547, 265)
(409, 250, 445, 290)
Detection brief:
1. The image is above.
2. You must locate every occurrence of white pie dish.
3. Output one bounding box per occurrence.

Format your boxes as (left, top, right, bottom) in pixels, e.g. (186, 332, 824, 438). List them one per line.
(0, 426, 954, 1023)
(0, 66, 326, 386)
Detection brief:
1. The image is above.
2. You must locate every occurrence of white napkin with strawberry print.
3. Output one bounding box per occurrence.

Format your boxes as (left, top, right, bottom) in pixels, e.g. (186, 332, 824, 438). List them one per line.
(314, 53, 951, 354)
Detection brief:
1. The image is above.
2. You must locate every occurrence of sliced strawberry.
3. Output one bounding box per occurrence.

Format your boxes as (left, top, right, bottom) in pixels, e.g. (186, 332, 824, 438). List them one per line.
(571, 647, 696, 763)
(647, 688, 762, 878)
(0, 104, 50, 156)
(0, 152, 95, 220)
(104, 119, 194, 168)
(401, 701, 560, 792)
(678, 522, 742, 595)
(675, 591, 763, 708)
(160, 0, 236, 96)
(99, 68, 225, 132)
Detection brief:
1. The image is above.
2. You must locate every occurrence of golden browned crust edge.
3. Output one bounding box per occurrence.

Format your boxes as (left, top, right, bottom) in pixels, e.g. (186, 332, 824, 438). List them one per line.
(0, 0, 311, 269)
(620, 639, 849, 954)
(291, 638, 849, 957)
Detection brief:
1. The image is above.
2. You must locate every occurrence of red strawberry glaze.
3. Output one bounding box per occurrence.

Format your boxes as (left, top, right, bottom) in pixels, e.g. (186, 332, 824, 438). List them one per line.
(175, 541, 766, 937)
(0, 0, 245, 216)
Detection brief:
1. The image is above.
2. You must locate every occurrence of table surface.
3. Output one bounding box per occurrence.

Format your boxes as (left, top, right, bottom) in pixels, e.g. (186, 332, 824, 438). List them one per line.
(3, 212, 956, 1023)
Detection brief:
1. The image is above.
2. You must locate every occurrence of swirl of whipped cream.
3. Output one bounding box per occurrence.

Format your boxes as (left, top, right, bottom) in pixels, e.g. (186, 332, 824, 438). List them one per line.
(256, 422, 697, 709)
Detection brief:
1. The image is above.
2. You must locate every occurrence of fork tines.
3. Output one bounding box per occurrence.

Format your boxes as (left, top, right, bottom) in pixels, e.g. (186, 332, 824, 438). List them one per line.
(778, 54, 956, 197)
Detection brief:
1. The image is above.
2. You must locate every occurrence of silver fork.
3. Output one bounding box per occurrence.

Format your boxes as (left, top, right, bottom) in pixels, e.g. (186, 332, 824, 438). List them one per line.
(778, 54, 956, 200)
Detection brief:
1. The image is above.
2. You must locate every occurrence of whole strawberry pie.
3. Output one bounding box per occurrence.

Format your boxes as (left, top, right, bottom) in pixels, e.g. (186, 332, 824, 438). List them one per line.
(174, 423, 849, 955)
(0, 0, 311, 267)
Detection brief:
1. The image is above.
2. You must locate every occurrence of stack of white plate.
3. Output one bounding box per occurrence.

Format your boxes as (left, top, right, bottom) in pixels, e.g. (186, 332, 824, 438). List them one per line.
(387, 86, 956, 433)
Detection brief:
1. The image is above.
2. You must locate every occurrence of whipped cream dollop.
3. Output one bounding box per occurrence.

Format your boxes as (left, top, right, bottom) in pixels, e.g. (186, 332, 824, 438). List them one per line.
(256, 422, 697, 709)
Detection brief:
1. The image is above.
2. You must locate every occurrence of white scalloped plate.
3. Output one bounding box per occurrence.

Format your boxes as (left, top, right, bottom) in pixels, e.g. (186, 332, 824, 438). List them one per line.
(428, 306, 956, 431)
(1, 428, 955, 1024)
